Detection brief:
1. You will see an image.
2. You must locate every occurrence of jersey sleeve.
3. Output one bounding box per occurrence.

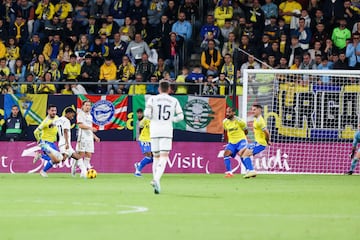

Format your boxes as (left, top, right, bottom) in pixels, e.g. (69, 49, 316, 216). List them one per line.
(173, 99, 184, 123)
(260, 118, 267, 131)
(77, 112, 85, 124)
(144, 97, 153, 120)
(63, 118, 71, 130)
(222, 119, 227, 130)
(353, 131, 360, 147)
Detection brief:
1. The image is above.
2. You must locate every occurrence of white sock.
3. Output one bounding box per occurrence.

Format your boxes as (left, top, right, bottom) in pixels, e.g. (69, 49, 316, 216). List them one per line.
(154, 156, 168, 183)
(77, 159, 87, 175)
(152, 157, 159, 177)
(84, 157, 91, 169)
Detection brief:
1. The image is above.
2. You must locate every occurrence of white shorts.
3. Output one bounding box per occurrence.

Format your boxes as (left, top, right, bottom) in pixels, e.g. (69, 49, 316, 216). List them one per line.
(59, 144, 75, 158)
(151, 138, 172, 152)
(76, 139, 94, 153)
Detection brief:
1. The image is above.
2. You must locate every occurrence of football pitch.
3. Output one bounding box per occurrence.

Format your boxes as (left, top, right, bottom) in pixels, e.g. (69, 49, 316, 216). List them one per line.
(0, 173, 359, 240)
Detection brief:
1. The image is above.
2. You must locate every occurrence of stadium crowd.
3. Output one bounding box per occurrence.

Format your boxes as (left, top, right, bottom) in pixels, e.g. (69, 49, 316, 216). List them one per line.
(0, 0, 358, 96)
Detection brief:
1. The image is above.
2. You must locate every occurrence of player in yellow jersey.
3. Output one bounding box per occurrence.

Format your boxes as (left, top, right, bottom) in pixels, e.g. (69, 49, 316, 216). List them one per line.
(240, 104, 271, 178)
(222, 107, 248, 178)
(33, 104, 64, 177)
(134, 108, 153, 177)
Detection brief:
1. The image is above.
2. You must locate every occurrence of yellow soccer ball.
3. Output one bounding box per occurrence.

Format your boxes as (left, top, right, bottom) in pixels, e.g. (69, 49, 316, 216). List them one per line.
(87, 169, 97, 179)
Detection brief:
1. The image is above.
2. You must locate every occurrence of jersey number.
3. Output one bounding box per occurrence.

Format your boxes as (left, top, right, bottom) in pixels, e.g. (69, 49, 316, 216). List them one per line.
(157, 104, 171, 120)
(58, 125, 63, 136)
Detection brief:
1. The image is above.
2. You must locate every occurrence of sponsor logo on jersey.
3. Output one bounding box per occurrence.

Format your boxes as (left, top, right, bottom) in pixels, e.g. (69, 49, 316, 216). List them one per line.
(91, 100, 115, 126)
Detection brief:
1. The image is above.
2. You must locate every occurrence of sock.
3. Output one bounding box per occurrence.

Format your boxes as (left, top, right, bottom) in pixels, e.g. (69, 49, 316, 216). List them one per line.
(154, 156, 168, 182)
(77, 159, 87, 175)
(138, 156, 153, 171)
(152, 157, 159, 177)
(240, 157, 247, 171)
(350, 158, 359, 171)
(43, 160, 54, 172)
(224, 156, 232, 172)
(84, 157, 91, 169)
(42, 144, 63, 162)
(243, 157, 254, 171)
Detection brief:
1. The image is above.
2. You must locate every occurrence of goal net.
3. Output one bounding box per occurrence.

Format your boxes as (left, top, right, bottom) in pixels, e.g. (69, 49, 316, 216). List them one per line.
(241, 69, 360, 174)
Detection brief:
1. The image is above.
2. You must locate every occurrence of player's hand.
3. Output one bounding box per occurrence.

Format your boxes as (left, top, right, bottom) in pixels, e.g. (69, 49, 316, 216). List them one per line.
(92, 127, 98, 132)
(267, 141, 272, 146)
(65, 143, 69, 150)
(95, 136, 100, 142)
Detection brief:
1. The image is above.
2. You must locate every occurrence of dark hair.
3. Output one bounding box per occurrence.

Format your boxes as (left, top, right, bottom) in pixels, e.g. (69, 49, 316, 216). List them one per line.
(253, 104, 263, 110)
(82, 100, 91, 106)
(48, 104, 57, 110)
(136, 108, 143, 113)
(159, 80, 170, 92)
(65, 108, 76, 114)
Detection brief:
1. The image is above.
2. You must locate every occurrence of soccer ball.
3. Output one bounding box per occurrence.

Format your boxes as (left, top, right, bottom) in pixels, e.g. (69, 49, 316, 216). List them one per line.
(87, 169, 97, 179)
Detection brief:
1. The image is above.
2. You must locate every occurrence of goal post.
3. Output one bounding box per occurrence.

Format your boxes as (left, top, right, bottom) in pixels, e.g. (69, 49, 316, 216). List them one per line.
(241, 69, 360, 174)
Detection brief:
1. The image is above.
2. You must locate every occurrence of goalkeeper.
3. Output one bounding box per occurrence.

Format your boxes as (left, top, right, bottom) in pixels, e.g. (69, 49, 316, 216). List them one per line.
(347, 124, 360, 175)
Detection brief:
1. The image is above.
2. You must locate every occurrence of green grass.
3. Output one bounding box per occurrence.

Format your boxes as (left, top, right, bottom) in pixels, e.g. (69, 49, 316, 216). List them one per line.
(0, 173, 359, 240)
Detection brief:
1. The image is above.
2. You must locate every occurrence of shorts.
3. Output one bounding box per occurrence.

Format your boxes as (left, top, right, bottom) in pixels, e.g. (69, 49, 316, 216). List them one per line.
(225, 139, 247, 158)
(247, 142, 266, 155)
(41, 141, 59, 161)
(151, 137, 172, 152)
(59, 144, 76, 158)
(76, 139, 94, 153)
(138, 141, 151, 154)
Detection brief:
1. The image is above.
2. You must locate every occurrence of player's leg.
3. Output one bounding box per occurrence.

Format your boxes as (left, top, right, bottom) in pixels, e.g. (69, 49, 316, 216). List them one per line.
(150, 138, 161, 194)
(223, 143, 236, 177)
(241, 142, 265, 178)
(70, 152, 87, 178)
(39, 142, 63, 177)
(135, 141, 153, 177)
(347, 149, 360, 175)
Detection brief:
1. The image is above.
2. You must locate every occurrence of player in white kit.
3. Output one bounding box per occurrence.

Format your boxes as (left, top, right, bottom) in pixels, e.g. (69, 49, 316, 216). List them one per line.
(74, 100, 100, 173)
(56, 108, 87, 177)
(144, 80, 184, 194)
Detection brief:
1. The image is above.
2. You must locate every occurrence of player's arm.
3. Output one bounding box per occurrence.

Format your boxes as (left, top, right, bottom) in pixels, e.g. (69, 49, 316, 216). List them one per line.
(144, 99, 153, 119)
(263, 128, 271, 145)
(173, 100, 184, 123)
(78, 122, 97, 132)
(93, 132, 100, 142)
(33, 120, 46, 142)
(351, 132, 360, 158)
(64, 128, 70, 149)
(239, 118, 248, 135)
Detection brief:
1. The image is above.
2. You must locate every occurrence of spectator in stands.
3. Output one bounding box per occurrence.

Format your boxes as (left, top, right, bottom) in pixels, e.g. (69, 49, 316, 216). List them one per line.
(342, 0, 359, 29)
(179, 0, 200, 27)
(290, 55, 302, 69)
(146, 75, 159, 94)
(221, 53, 235, 83)
(147, 0, 166, 27)
(292, 17, 312, 50)
(99, 56, 117, 94)
(246, 0, 265, 34)
(80, 54, 99, 94)
(310, 9, 327, 33)
(33, 0, 55, 36)
(48, 61, 61, 91)
(233, 16, 246, 41)
(346, 33, 360, 69)
(220, 18, 235, 42)
(117, 55, 135, 93)
(214, 0, 233, 28)
(258, 34, 273, 60)
(10, 16, 28, 47)
(54, 0, 73, 22)
(119, 16, 135, 43)
(0, 20, 8, 43)
(105, 15, 120, 43)
(264, 15, 280, 42)
(324, 38, 334, 58)
(13, 59, 26, 82)
(63, 54, 81, 82)
(186, 65, 205, 95)
(333, 51, 348, 69)
(89, 35, 106, 66)
(317, 55, 333, 84)
(308, 40, 323, 60)
(332, 18, 352, 51)
(128, 73, 147, 94)
(44, 14, 63, 38)
(200, 31, 220, 50)
(126, 33, 151, 65)
(172, 12, 192, 57)
(73, 1, 90, 34)
(135, 16, 153, 44)
(262, 0, 278, 26)
(237, 35, 256, 67)
(202, 74, 218, 95)
(277, 56, 289, 69)
(37, 71, 56, 94)
(109, 0, 129, 27)
(278, 16, 290, 37)
(175, 66, 189, 94)
(287, 35, 303, 67)
(1, 0, 17, 27)
(222, 32, 238, 57)
(311, 22, 328, 50)
(86, 16, 98, 44)
(164, 0, 178, 25)
(128, 0, 147, 26)
(353, 21, 360, 34)
(269, 41, 282, 64)
(2, 105, 27, 141)
(156, 15, 172, 48)
(278, 0, 302, 27)
(292, 9, 311, 30)
(60, 44, 74, 69)
(200, 14, 220, 40)
(17, 0, 35, 36)
(43, 34, 63, 63)
(0, 58, 10, 82)
(20, 73, 36, 94)
(109, 32, 127, 67)
(201, 39, 222, 76)
(135, 52, 155, 82)
(5, 37, 19, 74)
(74, 34, 90, 62)
(240, 55, 260, 74)
(90, 0, 109, 27)
(215, 72, 231, 96)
